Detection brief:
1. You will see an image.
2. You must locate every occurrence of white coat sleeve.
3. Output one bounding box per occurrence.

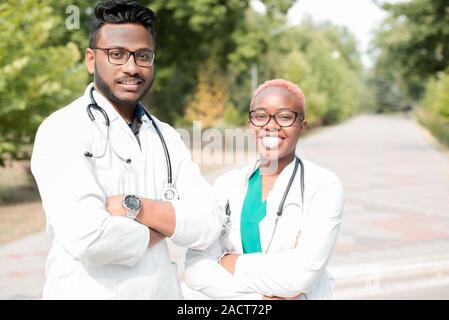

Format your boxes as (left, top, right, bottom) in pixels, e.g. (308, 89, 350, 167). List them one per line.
(185, 239, 262, 300)
(184, 173, 262, 300)
(31, 117, 149, 268)
(233, 181, 344, 297)
(167, 133, 222, 250)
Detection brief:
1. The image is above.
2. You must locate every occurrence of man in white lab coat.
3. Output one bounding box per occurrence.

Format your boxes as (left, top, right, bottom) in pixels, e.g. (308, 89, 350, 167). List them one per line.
(31, 0, 222, 299)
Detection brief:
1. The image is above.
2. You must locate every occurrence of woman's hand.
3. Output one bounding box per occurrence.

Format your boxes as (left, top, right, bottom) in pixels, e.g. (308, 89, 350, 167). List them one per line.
(219, 253, 240, 274)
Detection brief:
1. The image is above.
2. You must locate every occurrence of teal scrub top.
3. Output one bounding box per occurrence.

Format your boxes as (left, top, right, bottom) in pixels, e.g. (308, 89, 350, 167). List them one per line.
(240, 167, 267, 253)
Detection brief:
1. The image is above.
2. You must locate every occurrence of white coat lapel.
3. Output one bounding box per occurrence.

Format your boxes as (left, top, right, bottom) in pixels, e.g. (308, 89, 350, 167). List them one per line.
(260, 158, 304, 252)
(90, 85, 143, 166)
(140, 117, 166, 200)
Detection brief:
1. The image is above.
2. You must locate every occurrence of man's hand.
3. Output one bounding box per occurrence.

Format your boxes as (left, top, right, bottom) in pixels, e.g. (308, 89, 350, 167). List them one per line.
(106, 195, 126, 217)
(219, 253, 240, 274)
(106, 195, 176, 238)
(106, 196, 166, 247)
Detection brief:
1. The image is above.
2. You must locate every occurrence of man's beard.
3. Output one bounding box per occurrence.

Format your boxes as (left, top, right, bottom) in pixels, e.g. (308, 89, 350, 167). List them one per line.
(94, 65, 153, 108)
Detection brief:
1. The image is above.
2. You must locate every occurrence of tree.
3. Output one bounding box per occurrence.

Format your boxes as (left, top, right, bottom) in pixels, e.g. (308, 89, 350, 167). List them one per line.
(423, 70, 449, 122)
(2, 0, 366, 165)
(319, 22, 363, 74)
(143, 0, 250, 123)
(381, 0, 449, 81)
(0, 0, 87, 165)
(255, 22, 368, 126)
(371, 0, 449, 110)
(418, 69, 449, 147)
(0, 0, 254, 164)
(148, 0, 298, 123)
(184, 55, 228, 128)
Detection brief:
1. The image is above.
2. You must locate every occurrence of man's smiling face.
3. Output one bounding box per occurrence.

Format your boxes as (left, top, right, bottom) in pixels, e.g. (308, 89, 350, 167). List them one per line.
(86, 23, 155, 108)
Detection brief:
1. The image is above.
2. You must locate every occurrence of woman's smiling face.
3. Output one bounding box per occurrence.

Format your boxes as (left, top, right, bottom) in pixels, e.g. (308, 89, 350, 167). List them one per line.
(250, 86, 307, 163)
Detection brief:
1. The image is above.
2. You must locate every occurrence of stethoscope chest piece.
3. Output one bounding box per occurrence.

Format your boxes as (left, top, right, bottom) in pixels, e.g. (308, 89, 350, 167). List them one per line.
(163, 186, 178, 201)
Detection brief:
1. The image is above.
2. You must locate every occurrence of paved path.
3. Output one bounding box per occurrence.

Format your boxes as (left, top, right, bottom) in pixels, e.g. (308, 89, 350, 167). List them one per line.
(2, 113, 449, 299)
(299, 114, 449, 298)
(0, 231, 49, 299)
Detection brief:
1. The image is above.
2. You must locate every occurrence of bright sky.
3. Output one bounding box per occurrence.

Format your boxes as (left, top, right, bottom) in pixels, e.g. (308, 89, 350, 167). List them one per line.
(251, 0, 392, 67)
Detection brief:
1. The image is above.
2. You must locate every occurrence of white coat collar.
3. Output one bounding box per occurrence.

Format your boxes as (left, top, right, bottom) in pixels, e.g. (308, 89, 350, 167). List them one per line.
(244, 159, 261, 182)
(247, 156, 304, 209)
(83, 83, 146, 157)
(84, 83, 122, 123)
(86, 84, 153, 130)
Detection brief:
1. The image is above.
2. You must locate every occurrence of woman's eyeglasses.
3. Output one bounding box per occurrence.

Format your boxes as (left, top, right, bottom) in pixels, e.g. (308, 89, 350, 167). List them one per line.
(249, 110, 303, 127)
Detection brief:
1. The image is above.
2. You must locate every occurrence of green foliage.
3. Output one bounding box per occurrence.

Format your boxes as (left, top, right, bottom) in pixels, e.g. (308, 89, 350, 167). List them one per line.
(255, 22, 368, 126)
(185, 55, 228, 128)
(1, 0, 255, 164)
(372, 0, 449, 112)
(280, 50, 328, 125)
(222, 103, 248, 128)
(303, 34, 364, 124)
(374, 0, 449, 146)
(144, 0, 250, 123)
(263, 0, 296, 20)
(0, 0, 371, 165)
(416, 106, 449, 148)
(0, 0, 87, 165)
(319, 22, 363, 74)
(422, 70, 449, 122)
(382, 0, 449, 81)
(43, 0, 94, 49)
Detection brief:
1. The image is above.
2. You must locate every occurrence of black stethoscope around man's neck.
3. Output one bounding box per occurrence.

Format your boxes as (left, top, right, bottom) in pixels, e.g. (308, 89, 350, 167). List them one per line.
(84, 86, 177, 201)
(222, 156, 305, 253)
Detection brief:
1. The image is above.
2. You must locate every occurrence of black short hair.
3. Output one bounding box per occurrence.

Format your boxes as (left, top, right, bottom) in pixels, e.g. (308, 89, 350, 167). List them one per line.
(88, 0, 157, 48)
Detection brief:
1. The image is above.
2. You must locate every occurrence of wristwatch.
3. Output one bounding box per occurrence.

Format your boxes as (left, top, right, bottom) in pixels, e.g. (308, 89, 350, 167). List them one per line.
(122, 195, 141, 220)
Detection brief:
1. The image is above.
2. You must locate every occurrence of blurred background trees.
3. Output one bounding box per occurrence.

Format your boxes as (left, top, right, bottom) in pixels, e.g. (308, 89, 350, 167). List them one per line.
(0, 0, 87, 165)
(370, 0, 449, 146)
(2, 0, 448, 165)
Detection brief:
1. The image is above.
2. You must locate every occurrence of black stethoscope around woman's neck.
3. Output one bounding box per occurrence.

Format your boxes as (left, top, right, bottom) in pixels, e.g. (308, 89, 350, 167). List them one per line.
(83, 86, 178, 201)
(222, 156, 305, 253)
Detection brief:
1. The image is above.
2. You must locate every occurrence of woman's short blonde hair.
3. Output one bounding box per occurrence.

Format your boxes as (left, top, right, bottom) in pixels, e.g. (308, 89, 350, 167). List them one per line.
(250, 79, 306, 119)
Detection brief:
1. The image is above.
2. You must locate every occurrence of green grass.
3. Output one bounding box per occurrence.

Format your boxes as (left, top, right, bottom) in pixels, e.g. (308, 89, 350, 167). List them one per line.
(0, 161, 40, 205)
(0, 185, 40, 205)
(416, 108, 449, 148)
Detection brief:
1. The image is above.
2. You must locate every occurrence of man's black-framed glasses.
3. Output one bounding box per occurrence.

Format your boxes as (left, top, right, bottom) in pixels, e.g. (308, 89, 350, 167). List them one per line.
(249, 110, 303, 128)
(91, 47, 155, 67)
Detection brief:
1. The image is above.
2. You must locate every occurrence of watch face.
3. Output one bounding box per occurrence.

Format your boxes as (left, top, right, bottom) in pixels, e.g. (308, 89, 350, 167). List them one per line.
(125, 195, 140, 211)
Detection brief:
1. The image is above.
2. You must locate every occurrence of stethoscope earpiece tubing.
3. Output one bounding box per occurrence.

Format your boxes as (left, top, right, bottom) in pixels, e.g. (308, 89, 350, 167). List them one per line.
(85, 86, 172, 186)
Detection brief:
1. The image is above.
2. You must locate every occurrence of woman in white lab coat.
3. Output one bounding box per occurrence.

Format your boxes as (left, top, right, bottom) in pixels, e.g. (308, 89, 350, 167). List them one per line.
(184, 79, 344, 300)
